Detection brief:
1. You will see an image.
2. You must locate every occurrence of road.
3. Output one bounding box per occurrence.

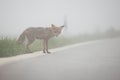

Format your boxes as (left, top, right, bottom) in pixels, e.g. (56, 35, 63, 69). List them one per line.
(0, 37, 120, 80)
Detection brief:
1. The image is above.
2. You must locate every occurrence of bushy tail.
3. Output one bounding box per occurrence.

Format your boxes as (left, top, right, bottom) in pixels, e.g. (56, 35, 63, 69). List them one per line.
(17, 32, 26, 44)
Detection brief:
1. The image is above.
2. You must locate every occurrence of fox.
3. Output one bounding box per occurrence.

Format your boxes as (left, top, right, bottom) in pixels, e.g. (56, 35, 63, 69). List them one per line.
(17, 24, 64, 53)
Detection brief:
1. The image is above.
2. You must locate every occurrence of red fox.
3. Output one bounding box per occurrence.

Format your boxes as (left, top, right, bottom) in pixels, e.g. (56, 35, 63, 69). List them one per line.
(17, 24, 64, 53)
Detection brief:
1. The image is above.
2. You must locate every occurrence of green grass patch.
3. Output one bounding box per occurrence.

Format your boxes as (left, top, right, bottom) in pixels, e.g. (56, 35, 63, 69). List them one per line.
(0, 37, 26, 57)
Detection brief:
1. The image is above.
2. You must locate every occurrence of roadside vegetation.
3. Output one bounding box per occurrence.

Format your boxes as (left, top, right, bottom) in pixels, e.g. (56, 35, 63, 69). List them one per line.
(0, 27, 120, 57)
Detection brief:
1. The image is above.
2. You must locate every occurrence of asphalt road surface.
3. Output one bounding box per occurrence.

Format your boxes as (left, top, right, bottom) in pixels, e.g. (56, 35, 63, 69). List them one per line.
(0, 37, 120, 80)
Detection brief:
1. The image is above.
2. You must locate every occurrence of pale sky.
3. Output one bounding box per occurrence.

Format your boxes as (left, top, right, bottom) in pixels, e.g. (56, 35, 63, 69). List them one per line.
(0, 0, 120, 37)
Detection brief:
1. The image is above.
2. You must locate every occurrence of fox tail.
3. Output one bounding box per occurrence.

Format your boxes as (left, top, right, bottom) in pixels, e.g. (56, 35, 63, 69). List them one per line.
(17, 32, 26, 44)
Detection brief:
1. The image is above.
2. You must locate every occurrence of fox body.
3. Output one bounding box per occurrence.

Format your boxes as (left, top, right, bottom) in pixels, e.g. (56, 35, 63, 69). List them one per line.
(17, 24, 64, 53)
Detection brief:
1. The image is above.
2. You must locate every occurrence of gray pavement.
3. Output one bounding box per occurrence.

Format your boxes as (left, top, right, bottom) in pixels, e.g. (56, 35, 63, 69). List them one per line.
(0, 37, 120, 80)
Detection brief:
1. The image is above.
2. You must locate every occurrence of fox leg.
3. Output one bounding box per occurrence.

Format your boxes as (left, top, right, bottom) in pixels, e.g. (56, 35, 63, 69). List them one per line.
(45, 39, 50, 53)
(26, 38, 34, 53)
(43, 40, 46, 53)
(26, 43, 31, 53)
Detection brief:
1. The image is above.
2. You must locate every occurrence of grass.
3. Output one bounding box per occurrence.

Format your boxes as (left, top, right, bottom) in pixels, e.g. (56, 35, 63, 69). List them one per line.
(0, 37, 26, 57)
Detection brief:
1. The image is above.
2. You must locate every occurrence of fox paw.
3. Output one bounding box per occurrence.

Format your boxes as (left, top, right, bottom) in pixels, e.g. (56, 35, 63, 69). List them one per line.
(47, 51, 51, 54)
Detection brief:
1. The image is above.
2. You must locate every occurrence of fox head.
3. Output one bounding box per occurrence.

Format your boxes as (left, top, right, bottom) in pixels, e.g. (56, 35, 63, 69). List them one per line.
(51, 24, 64, 37)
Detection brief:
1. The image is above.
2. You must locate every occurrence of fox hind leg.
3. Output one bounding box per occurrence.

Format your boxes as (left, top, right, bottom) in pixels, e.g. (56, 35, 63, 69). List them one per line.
(45, 39, 50, 53)
(43, 40, 46, 53)
(26, 38, 35, 53)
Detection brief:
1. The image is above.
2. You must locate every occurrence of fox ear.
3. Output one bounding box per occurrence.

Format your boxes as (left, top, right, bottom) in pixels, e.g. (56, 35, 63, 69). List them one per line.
(51, 24, 55, 27)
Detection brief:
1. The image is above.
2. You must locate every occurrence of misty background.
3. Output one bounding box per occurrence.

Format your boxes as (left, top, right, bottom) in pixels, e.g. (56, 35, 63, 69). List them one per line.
(0, 0, 120, 37)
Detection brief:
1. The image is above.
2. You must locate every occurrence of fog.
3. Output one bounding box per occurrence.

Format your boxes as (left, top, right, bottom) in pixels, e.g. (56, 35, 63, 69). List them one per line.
(0, 0, 120, 37)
